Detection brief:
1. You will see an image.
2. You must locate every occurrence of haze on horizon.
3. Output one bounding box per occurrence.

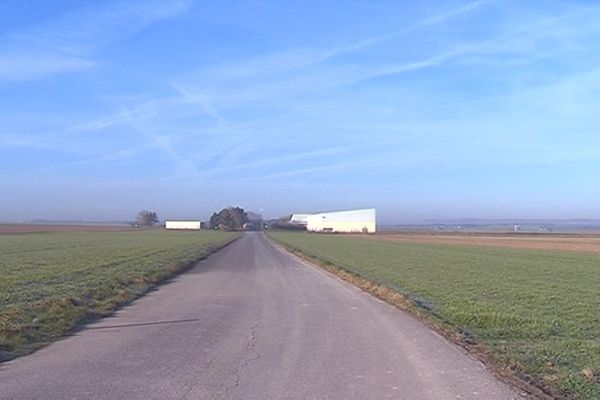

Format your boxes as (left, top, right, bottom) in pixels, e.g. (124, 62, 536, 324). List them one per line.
(1, 0, 599, 225)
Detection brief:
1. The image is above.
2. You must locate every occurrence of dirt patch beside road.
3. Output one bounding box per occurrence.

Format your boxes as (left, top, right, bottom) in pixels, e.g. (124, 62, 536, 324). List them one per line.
(356, 232, 600, 253)
(0, 224, 133, 234)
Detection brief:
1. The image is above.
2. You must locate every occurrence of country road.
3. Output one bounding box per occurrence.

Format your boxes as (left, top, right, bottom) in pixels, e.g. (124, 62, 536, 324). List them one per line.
(0, 232, 518, 400)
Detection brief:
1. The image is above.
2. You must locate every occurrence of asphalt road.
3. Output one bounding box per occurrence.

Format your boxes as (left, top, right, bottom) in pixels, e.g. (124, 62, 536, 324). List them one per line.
(0, 232, 518, 399)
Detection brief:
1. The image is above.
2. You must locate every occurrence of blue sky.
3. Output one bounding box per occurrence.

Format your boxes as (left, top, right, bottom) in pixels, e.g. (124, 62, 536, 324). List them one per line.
(1, 0, 600, 223)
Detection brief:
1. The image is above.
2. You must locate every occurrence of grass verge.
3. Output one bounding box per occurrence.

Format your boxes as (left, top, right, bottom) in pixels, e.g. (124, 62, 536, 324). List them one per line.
(268, 231, 600, 400)
(0, 230, 239, 362)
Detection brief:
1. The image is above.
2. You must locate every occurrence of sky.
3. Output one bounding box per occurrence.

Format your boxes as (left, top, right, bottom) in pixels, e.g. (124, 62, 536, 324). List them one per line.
(1, 0, 600, 223)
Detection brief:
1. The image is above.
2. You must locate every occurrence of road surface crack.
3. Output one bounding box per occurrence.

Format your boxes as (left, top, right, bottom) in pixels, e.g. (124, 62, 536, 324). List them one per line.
(181, 344, 223, 399)
(210, 319, 263, 400)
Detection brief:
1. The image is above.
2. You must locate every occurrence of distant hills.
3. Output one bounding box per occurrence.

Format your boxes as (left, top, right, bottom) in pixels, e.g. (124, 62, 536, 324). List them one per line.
(422, 218, 600, 225)
(385, 219, 600, 233)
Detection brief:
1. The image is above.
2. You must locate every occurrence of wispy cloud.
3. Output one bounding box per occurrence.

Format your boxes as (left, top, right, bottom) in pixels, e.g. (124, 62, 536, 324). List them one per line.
(170, 81, 228, 125)
(247, 163, 352, 181)
(0, 132, 83, 154)
(195, 0, 494, 83)
(417, 0, 495, 27)
(112, 106, 203, 177)
(0, 0, 192, 82)
(11, 0, 600, 190)
(31, 0, 505, 185)
(204, 145, 358, 177)
(4, 0, 600, 221)
(67, 105, 157, 133)
(0, 56, 94, 82)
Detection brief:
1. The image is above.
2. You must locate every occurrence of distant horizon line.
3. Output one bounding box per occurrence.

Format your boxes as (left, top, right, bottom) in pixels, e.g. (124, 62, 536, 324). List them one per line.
(2, 217, 600, 226)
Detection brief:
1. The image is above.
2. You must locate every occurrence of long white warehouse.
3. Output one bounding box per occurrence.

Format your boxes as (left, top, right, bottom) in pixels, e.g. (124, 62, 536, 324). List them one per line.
(290, 208, 376, 233)
(165, 220, 201, 230)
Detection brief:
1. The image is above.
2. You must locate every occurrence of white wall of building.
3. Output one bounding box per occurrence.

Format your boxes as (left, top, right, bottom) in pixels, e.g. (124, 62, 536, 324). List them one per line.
(290, 214, 311, 224)
(292, 209, 376, 233)
(165, 220, 201, 230)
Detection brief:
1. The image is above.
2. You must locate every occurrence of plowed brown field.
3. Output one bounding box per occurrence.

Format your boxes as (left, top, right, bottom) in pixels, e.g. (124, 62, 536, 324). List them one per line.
(358, 233, 600, 253)
(0, 224, 133, 234)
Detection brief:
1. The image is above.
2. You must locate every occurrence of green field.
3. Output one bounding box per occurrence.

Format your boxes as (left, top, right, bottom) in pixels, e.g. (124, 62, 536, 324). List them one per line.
(269, 231, 600, 399)
(0, 230, 238, 362)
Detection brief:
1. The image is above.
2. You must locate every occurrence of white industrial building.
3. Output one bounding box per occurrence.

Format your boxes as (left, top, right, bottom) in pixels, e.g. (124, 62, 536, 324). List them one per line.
(165, 220, 201, 230)
(288, 214, 311, 225)
(290, 208, 376, 233)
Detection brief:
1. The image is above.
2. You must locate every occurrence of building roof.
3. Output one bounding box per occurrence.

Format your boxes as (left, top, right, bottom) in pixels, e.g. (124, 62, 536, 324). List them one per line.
(291, 208, 375, 222)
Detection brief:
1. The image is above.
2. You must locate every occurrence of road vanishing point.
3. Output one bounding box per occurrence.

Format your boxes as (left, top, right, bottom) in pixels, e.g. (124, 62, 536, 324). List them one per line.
(0, 233, 518, 399)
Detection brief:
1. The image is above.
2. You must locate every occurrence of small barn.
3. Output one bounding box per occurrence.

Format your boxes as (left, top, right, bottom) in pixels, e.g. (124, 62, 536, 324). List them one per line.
(165, 220, 201, 230)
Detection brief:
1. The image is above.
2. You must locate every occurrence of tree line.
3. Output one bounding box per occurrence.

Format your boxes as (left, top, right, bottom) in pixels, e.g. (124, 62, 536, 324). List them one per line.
(209, 207, 248, 231)
(135, 207, 256, 231)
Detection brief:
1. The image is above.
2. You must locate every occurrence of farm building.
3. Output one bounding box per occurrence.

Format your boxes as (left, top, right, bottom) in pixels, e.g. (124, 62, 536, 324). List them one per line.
(165, 220, 201, 230)
(289, 214, 311, 225)
(290, 208, 376, 233)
